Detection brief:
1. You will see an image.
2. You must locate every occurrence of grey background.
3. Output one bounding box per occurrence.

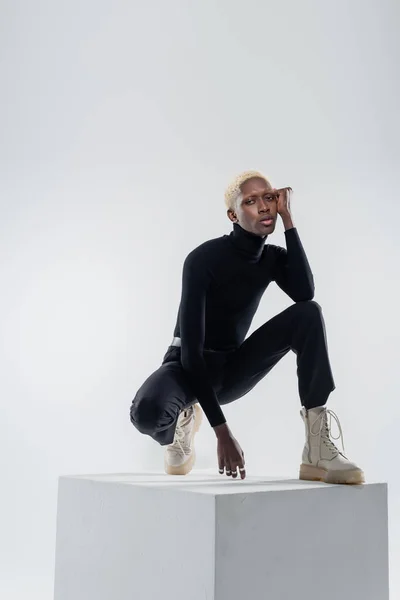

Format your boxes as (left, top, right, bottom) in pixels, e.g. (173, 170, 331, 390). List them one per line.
(0, 0, 399, 597)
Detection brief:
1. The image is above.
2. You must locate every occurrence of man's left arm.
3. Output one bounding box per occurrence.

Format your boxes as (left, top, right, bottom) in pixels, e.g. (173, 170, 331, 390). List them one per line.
(272, 187, 315, 302)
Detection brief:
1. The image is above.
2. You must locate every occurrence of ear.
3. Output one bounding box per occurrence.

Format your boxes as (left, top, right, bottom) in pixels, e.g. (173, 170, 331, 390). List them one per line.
(227, 209, 238, 223)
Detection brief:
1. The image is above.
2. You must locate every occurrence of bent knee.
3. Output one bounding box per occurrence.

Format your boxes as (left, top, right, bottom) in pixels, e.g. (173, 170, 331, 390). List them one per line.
(293, 299, 322, 317)
(130, 395, 165, 435)
(297, 299, 321, 311)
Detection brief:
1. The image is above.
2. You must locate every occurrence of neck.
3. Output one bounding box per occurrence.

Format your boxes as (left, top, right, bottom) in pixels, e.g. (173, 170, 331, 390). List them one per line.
(228, 222, 267, 261)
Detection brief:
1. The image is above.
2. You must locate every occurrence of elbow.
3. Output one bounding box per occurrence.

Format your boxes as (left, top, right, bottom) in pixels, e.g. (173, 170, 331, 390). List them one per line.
(181, 352, 204, 375)
(293, 286, 315, 303)
(302, 278, 315, 301)
(181, 356, 194, 373)
(305, 288, 315, 302)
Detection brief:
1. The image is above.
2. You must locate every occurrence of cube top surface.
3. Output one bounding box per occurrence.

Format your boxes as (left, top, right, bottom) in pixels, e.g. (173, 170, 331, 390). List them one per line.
(60, 470, 384, 495)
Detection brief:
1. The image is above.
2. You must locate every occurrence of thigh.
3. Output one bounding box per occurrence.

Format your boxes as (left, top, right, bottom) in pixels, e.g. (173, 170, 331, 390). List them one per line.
(217, 304, 301, 404)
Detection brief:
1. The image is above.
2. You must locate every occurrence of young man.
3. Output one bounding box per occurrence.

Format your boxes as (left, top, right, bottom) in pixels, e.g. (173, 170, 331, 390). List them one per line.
(130, 171, 364, 485)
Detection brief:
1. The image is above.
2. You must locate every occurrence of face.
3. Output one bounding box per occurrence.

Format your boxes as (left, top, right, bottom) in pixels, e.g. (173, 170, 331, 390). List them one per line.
(227, 177, 278, 237)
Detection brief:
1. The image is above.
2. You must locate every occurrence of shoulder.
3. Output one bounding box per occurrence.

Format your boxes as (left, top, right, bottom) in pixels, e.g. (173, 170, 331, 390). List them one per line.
(263, 243, 287, 270)
(264, 243, 286, 258)
(184, 235, 227, 268)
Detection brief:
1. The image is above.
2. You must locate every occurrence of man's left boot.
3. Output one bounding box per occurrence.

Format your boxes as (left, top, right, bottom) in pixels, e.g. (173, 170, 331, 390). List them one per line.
(299, 406, 365, 485)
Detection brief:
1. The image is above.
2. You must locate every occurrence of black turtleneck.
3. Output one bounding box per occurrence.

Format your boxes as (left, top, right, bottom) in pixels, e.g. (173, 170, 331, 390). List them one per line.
(172, 223, 315, 427)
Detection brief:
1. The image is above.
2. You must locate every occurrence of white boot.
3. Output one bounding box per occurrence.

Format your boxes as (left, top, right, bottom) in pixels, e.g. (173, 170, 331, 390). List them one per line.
(299, 406, 365, 485)
(164, 404, 203, 475)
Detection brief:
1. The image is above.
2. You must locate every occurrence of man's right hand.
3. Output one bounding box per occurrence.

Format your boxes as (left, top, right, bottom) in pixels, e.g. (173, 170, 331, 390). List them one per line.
(214, 423, 246, 480)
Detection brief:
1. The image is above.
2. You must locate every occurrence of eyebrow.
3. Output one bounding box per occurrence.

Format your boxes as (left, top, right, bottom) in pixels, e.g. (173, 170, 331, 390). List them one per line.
(243, 189, 273, 199)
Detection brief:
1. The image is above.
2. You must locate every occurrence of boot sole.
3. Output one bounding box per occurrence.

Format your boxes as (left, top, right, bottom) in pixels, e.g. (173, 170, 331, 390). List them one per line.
(299, 463, 365, 485)
(164, 404, 203, 476)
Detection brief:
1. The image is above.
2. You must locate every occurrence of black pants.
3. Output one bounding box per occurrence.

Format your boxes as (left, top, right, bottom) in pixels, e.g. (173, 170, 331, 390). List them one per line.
(130, 301, 335, 446)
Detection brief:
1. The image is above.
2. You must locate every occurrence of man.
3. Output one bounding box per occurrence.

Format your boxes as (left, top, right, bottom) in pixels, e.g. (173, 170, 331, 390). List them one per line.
(130, 170, 364, 485)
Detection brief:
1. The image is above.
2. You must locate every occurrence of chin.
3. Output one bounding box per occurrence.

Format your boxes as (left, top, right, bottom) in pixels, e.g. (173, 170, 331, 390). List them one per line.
(257, 223, 275, 236)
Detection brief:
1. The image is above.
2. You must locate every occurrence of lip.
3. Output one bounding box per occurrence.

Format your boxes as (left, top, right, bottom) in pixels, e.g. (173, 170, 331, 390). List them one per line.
(259, 217, 274, 225)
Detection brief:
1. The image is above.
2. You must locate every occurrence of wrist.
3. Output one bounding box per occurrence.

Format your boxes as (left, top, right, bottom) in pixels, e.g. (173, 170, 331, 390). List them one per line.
(281, 212, 294, 230)
(213, 422, 231, 439)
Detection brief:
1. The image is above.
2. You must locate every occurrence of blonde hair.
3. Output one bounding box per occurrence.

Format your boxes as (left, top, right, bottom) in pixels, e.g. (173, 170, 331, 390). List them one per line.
(224, 170, 271, 211)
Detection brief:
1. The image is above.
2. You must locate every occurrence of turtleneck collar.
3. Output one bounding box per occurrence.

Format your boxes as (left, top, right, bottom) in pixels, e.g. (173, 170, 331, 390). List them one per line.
(228, 222, 267, 262)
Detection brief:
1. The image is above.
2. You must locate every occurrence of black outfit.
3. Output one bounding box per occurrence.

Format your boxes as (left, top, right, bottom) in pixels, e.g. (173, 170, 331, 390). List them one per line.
(130, 223, 335, 445)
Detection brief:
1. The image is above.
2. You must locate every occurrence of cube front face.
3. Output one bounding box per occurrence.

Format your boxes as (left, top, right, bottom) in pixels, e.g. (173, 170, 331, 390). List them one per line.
(214, 484, 389, 600)
(54, 477, 216, 600)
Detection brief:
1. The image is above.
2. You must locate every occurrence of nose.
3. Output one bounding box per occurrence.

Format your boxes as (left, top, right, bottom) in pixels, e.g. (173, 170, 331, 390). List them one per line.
(259, 198, 272, 212)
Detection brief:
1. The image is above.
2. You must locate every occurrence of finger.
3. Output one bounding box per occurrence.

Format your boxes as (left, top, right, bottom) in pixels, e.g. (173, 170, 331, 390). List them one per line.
(231, 464, 238, 479)
(225, 459, 233, 477)
(239, 455, 246, 479)
(218, 454, 225, 475)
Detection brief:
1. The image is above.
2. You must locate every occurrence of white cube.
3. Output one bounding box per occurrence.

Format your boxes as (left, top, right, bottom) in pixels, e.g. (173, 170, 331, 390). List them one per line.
(54, 472, 389, 600)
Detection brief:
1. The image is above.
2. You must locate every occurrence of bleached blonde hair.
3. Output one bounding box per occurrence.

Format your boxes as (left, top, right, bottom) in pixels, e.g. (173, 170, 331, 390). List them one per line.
(224, 170, 271, 211)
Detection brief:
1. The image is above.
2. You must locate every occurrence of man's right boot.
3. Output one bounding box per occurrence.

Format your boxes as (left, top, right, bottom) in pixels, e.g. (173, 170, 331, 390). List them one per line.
(164, 403, 203, 476)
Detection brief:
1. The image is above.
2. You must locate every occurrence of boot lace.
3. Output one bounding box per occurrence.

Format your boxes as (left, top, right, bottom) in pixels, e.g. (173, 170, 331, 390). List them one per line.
(171, 424, 186, 453)
(170, 410, 192, 454)
(310, 409, 346, 455)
